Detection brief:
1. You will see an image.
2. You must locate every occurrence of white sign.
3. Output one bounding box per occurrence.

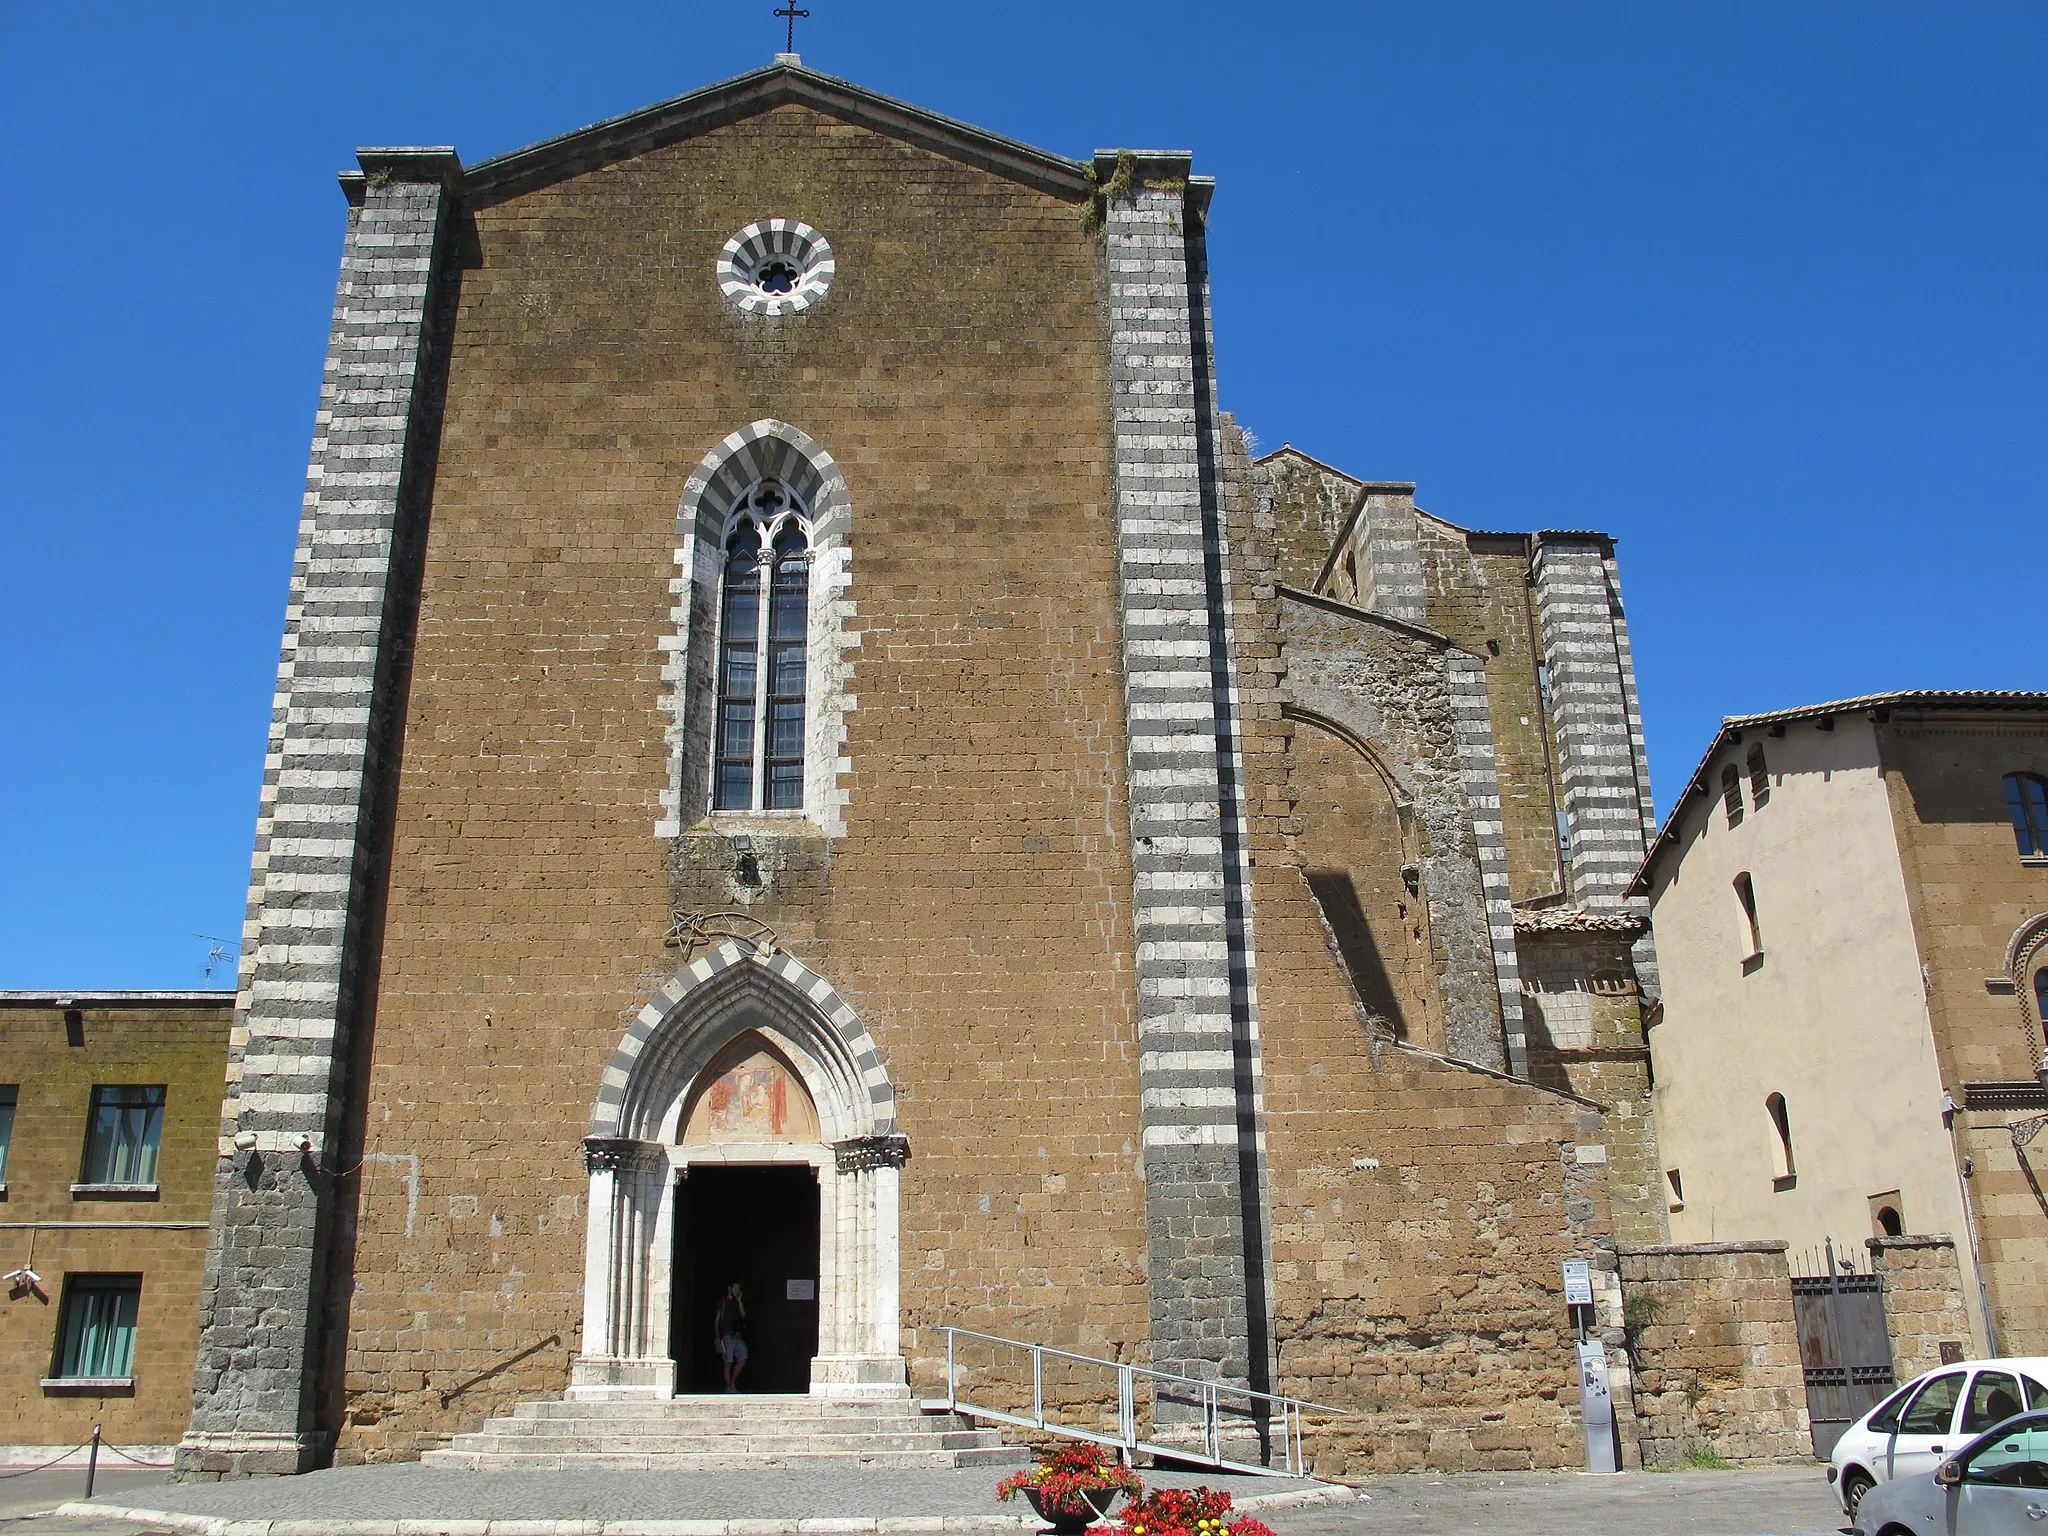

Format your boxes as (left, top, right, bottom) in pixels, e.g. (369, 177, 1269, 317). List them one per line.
(786, 1278, 815, 1302)
(1562, 1258, 1593, 1307)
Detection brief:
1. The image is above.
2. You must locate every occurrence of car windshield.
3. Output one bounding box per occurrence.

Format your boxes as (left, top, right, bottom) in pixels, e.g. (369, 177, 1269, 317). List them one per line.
(1899, 1372, 1965, 1436)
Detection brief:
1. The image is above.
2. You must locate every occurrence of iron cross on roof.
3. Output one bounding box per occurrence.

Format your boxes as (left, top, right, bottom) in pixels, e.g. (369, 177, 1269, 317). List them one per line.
(775, 2, 810, 54)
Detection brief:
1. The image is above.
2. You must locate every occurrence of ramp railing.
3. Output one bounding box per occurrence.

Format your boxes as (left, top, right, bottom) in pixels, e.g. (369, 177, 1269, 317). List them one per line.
(933, 1326, 1343, 1478)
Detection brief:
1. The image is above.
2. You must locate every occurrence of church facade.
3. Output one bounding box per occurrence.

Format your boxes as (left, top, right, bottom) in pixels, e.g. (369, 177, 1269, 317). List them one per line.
(176, 61, 1664, 1480)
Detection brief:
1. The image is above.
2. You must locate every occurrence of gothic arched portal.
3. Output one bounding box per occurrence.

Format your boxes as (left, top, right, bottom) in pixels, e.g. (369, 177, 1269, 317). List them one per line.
(571, 942, 907, 1399)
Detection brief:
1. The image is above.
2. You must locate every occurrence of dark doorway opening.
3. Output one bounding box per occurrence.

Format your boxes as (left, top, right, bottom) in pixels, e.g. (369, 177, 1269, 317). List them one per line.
(672, 1164, 820, 1394)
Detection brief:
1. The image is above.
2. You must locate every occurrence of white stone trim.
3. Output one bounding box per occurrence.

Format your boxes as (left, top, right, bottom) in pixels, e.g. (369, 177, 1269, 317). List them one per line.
(574, 946, 903, 1400)
(717, 220, 835, 317)
(659, 421, 857, 838)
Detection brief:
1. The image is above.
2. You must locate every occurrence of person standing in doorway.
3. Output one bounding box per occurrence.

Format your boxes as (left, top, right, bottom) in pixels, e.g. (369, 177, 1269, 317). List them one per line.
(715, 1281, 748, 1392)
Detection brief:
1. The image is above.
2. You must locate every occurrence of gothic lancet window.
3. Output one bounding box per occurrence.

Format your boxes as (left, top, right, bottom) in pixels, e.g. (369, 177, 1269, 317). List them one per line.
(713, 482, 810, 812)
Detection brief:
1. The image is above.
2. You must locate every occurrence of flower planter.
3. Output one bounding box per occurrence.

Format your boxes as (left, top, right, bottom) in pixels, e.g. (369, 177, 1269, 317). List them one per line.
(1022, 1485, 1125, 1534)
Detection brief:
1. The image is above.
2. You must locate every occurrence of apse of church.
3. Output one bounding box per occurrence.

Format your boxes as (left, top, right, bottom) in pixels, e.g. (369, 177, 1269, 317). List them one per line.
(176, 62, 1664, 1482)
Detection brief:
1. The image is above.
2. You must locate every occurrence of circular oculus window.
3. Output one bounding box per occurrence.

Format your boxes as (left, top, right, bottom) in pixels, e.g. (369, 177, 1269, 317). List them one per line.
(718, 220, 835, 316)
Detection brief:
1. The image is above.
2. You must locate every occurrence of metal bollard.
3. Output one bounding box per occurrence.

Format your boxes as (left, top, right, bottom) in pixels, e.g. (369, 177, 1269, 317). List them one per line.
(85, 1424, 101, 1499)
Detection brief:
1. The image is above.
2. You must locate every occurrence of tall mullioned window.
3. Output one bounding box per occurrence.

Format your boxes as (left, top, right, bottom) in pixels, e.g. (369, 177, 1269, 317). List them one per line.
(81, 1085, 165, 1186)
(712, 483, 810, 812)
(2006, 773, 2048, 858)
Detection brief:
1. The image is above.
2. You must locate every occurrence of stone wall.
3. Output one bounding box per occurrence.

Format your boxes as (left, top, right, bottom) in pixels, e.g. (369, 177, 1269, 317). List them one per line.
(325, 101, 1153, 1461)
(1257, 447, 1360, 593)
(1619, 1241, 1809, 1466)
(1870, 1234, 1971, 1382)
(1220, 420, 1636, 1477)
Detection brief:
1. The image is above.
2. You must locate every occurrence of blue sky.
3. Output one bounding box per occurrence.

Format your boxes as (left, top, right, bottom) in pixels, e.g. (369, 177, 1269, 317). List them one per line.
(1, 3, 2041, 987)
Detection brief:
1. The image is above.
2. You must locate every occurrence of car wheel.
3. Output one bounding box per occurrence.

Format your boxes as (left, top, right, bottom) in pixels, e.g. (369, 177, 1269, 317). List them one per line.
(1842, 1470, 1875, 1518)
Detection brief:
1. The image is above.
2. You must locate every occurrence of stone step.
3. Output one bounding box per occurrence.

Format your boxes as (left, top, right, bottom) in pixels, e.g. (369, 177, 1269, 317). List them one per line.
(438, 1431, 1006, 1455)
(420, 1446, 1030, 1471)
(432, 1393, 1026, 1471)
(507, 1409, 937, 1433)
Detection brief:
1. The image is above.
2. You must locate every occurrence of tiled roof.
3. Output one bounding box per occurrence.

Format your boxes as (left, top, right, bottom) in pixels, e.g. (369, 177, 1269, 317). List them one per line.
(1630, 690, 2048, 894)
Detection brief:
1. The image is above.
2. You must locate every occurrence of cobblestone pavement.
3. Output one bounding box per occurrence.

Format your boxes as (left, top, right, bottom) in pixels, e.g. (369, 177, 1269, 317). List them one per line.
(1290, 1465, 1845, 1536)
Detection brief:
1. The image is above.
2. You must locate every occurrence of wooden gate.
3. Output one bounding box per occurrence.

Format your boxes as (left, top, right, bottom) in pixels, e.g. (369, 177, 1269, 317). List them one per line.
(1791, 1239, 1896, 1458)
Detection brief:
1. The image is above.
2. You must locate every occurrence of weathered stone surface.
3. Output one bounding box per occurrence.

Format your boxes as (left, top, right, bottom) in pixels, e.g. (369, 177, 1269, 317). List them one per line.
(1619, 1242, 1809, 1466)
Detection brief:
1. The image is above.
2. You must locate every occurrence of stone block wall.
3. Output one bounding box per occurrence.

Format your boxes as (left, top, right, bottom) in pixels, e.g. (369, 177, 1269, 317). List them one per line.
(318, 103, 1157, 1462)
(1619, 1241, 1810, 1465)
(1220, 420, 1636, 1478)
(1870, 1235, 1971, 1382)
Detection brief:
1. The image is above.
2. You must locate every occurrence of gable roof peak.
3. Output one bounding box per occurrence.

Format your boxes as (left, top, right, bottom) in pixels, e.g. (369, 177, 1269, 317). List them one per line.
(443, 59, 1094, 207)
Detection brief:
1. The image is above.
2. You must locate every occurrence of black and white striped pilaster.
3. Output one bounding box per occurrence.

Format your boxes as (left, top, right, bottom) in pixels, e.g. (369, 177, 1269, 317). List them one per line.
(1353, 485, 1427, 627)
(1446, 654, 1527, 1076)
(179, 149, 458, 1479)
(1531, 536, 1654, 911)
(1101, 154, 1255, 1394)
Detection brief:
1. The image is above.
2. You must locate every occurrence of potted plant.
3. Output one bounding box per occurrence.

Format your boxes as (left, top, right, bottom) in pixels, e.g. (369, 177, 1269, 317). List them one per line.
(1103, 1484, 1276, 1536)
(996, 1444, 1142, 1533)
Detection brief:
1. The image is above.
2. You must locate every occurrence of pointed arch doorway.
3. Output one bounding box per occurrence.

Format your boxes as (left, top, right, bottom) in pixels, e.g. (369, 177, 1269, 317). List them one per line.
(671, 1033, 823, 1393)
(571, 943, 908, 1401)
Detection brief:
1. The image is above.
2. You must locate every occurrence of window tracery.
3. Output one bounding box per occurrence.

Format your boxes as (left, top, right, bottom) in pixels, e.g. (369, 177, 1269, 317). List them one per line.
(713, 481, 811, 812)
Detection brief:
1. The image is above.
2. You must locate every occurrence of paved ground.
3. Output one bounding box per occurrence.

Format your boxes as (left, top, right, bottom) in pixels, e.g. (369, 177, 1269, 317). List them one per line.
(21, 1463, 1328, 1536)
(3, 1461, 1847, 1536)
(1, 1467, 172, 1534)
(1305, 1465, 1846, 1536)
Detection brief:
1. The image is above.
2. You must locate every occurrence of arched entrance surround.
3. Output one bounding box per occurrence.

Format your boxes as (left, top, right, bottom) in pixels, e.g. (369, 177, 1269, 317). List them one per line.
(570, 941, 908, 1399)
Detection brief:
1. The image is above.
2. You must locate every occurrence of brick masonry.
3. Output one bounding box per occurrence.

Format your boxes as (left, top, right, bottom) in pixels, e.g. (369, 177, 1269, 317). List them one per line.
(1619, 1241, 1810, 1466)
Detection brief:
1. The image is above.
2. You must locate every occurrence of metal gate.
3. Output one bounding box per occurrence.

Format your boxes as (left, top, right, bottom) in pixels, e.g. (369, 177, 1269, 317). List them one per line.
(1791, 1239, 1896, 1458)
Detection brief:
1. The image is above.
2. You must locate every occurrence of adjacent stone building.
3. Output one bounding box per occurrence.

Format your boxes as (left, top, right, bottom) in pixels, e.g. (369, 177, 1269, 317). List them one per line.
(1637, 692, 2048, 1358)
(169, 59, 1670, 1478)
(0, 991, 234, 1460)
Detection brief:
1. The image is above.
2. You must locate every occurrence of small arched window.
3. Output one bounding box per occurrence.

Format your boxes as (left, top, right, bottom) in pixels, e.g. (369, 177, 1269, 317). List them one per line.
(712, 482, 810, 812)
(1734, 871, 1763, 960)
(1721, 763, 1745, 828)
(2006, 773, 2048, 858)
(1747, 744, 1770, 809)
(1876, 1205, 1904, 1238)
(2035, 967, 2048, 1049)
(1766, 1092, 1796, 1186)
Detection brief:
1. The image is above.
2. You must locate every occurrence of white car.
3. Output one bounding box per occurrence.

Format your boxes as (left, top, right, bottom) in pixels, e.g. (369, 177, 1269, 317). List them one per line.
(1849, 1408, 2048, 1536)
(1831, 1357, 2048, 1519)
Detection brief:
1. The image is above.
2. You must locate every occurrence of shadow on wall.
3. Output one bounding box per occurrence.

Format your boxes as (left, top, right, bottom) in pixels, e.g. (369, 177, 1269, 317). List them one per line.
(1518, 993, 1574, 1097)
(1306, 870, 1409, 1042)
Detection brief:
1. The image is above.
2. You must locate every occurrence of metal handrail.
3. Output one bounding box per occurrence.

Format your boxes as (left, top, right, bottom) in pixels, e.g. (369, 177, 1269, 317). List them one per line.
(936, 1326, 1344, 1478)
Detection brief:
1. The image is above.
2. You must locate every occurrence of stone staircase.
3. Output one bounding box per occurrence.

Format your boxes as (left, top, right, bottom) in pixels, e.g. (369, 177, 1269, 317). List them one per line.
(422, 1391, 1029, 1470)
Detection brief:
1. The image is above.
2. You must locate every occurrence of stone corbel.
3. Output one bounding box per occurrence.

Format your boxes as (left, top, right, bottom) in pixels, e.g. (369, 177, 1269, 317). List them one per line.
(833, 1134, 910, 1173)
